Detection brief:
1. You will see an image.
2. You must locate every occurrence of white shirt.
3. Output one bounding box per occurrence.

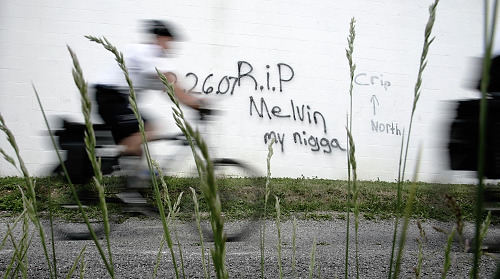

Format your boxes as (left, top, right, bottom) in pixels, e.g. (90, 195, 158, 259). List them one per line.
(95, 43, 174, 93)
(494, 31, 500, 56)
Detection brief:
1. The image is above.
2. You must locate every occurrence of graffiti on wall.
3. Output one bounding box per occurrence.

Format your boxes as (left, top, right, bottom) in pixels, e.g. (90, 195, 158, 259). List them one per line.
(180, 63, 405, 154)
(250, 97, 344, 153)
(354, 73, 391, 91)
(181, 60, 346, 154)
(182, 61, 295, 95)
(355, 72, 403, 137)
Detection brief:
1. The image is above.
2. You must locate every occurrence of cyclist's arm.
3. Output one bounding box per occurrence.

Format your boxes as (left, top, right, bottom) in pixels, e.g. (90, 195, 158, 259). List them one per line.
(163, 72, 201, 109)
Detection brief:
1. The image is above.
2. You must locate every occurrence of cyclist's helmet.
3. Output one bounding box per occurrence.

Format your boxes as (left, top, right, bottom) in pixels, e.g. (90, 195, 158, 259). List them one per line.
(145, 20, 177, 39)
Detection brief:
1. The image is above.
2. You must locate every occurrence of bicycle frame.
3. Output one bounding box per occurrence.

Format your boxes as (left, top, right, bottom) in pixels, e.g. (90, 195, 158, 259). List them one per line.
(52, 110, 217, 182)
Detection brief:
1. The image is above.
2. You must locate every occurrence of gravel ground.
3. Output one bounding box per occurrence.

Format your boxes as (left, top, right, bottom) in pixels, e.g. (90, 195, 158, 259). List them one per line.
(0, 215, 499, 278)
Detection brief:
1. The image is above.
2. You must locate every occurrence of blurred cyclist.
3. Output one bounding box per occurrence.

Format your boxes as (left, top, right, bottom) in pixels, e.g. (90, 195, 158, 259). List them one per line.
(94, 20, 200, 156)
(93, 20, 202, 208)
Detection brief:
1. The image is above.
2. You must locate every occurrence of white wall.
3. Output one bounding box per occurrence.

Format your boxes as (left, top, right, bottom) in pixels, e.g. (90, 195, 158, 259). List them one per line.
(0, 0, 488, 183)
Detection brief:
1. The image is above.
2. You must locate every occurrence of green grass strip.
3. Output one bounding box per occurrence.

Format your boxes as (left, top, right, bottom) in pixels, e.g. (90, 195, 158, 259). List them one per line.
(0, 176, 486, 222)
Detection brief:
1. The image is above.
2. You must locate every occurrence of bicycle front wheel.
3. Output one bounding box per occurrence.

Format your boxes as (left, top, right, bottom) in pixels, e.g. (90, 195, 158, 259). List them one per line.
(188, 158, 266, 242)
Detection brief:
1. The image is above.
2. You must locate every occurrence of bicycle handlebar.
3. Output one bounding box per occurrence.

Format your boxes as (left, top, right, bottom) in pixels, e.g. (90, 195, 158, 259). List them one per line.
(197, 107, 221, 120)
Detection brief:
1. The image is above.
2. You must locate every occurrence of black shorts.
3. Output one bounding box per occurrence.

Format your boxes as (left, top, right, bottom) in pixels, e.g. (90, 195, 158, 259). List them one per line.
(94, 85, 147, 144)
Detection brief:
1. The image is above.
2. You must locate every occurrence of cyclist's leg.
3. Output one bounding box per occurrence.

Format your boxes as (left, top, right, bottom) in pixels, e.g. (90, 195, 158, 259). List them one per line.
(95, 85, 153, 208)
(95, 84, 148, 155)
(116, 121, 155, 156)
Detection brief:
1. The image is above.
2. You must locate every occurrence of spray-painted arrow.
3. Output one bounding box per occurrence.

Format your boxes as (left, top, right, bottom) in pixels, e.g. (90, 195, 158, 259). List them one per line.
(370, 95, 379, 116)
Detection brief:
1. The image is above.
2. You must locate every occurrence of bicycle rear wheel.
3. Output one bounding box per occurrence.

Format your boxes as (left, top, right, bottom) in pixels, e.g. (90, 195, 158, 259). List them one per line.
(54, 204, 108, 240)
(187, 158, 266, 242)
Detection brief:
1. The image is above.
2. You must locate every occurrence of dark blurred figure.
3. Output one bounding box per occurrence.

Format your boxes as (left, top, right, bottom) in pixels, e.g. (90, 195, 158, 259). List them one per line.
(477, 55, 500, 93)
(449, 51, 500, 178)
(448, 43, 500, 252)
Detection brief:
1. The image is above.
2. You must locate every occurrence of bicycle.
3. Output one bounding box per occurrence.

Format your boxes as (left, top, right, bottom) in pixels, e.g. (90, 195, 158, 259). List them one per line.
(50, 109, 266, 241)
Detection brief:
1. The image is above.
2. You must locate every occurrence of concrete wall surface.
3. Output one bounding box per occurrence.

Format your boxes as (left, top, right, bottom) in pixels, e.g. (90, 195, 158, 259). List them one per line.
(0, 0, 491, 183)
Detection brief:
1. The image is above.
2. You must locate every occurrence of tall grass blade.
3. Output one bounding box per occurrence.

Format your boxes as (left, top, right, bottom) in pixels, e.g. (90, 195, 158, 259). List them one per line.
(388, 129, 406, 279)
(260, 225, 265, 279)
(441, 228, 455, 279)
(13, 200, 30, 279)
(152, 166, 167, 278)
(164, 191, 185, 279)
(33, 85, 114, 277)
(344, 118, 351, 279)
(414, 220, 426, 279)
(346, 128, 360, 279)
(478, 211, 492, 253)
(389, 0, 439, 276)
(47, 177, 58, 278)
(66, 245, 87, 279)
(86, 35, 180, 278)
(445, 194, 465, 249)
(175, 232, 186, 279)
(261, 138, 275, 278)
(79, 250, 86, 279)
(400, 0, 439, 183)
(470, 212, 492, 278)
(473, 0, 498, 277)
(392, 147, 422, 279)
(67, 46, 115, 277)
(190, 187, 209, 279)
(0, 209, 27, 250)
(275, 196, 283, 279)
(3, 233, 17, 278)
(0, 215, 27, 278)
(153, 161, 173, 215)
(13, 232, 34, 279)
(171, 192, 187, 279)
(3, 232, 17, 278)
(346, 17, 356, 106)
(344, 17, 356, 279)
(0, 113, 55, 278)
(0, 148, 16, 168)
(4, 223, 30, 279)
(153, 236, 165, 279)
(308, 237, 317, 279)
(156, 68, 227, 278)
(207, 247, 211, 279)
(152, 161, 187, 279)
(292, 216, 297, 278)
